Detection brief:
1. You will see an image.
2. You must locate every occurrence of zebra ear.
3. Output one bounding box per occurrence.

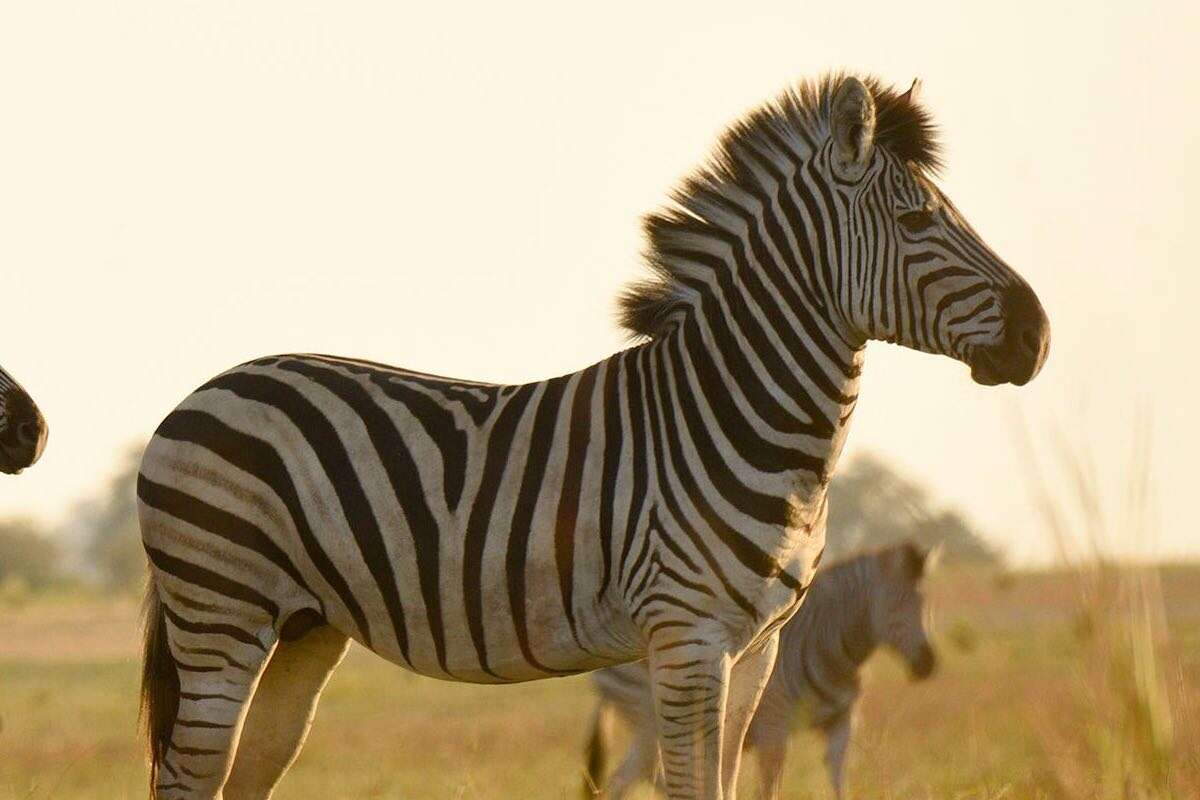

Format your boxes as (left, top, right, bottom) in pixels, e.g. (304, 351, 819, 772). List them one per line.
(829, 77, 877, 182)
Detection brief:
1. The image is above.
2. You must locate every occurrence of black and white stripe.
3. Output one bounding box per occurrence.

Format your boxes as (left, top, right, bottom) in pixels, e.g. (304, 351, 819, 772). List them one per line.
(585, 542, 937, 800)
(138, 74, 1048, 800)
(0, 365, 47, 474)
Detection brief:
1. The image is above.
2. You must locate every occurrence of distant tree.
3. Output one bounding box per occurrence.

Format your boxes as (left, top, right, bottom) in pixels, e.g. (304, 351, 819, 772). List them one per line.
(922, 508, 1001, 565)
(0, 517, 63, 591)
(825, 453, 1001, 565)
(80, 445, 144, 592)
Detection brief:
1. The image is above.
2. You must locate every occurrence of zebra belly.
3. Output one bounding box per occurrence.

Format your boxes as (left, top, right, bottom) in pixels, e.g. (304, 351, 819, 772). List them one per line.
(271, 492, 641, 684)
(324, 551, 642, 685)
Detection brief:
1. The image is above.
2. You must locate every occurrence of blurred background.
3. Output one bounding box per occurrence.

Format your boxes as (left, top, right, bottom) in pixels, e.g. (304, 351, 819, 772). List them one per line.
(1, 1, 1197, 798)
(1, 0, 1197, 563)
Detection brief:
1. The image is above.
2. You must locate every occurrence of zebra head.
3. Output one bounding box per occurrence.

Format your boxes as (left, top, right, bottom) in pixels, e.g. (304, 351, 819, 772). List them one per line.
(0, 367, 48, 474)
(825, 77, 1050, 386)
(870, 540, 937, 681)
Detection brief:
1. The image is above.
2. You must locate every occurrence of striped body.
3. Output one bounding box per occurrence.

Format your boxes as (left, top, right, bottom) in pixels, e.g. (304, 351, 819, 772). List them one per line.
(137, 74, 1048, 800)
(139, 345, 837, 685)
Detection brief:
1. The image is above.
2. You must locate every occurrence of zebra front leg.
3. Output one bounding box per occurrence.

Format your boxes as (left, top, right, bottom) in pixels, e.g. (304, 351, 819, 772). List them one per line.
(720, 635, 779, 800)
(223, 621, 351, 799)
(821, 712, 853, 800)
(648, 640, 730, 800)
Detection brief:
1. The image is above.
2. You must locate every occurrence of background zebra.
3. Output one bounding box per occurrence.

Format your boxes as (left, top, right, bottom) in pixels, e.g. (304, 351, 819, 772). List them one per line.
(0, 365, 47, 474)
(137, 73, 1048, 800)
(584, 541, 938, 800)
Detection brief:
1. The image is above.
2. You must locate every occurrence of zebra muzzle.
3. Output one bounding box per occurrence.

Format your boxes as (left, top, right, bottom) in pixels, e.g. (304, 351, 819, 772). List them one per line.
(970, 283, 1050, 386)
(0, 389, 48, 473)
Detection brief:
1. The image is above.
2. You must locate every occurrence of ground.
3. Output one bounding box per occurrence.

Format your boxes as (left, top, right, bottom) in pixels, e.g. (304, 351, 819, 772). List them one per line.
(1, 566, 1198, 799)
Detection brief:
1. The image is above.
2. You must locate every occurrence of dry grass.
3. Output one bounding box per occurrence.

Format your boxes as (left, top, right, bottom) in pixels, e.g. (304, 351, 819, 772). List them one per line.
(1, 566, 1198, 800)
(0, 593, 139, 662)
(1011, 414, 1200, 800)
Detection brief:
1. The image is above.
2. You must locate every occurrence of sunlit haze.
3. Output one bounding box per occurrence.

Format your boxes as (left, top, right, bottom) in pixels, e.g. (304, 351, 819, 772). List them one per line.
(2, 1, 1197, 563)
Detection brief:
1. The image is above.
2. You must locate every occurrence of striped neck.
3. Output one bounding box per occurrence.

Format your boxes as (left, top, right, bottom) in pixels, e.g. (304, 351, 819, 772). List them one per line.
(654, 202, 866, 450)
(631, 302, 862, 534)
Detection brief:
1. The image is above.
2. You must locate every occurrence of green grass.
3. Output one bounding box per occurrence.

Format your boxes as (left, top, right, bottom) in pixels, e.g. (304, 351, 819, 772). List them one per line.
(1, 566, 1198, 799)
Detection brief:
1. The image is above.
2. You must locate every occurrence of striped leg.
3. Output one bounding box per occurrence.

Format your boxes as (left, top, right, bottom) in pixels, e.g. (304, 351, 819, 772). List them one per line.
(223, 623, 351, 799)
(154, 601, 274, 799)
(720, 636, 779, 800)
(648, 640, 729, 800)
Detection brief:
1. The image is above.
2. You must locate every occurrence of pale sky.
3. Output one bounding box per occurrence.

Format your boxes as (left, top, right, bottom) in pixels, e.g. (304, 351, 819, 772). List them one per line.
(1, 1, 1197, 563)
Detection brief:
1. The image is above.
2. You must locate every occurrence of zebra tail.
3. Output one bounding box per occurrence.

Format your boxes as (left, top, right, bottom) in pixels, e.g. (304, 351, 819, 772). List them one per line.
(140, 575, 179, 792)
(582, 700, 613, 799)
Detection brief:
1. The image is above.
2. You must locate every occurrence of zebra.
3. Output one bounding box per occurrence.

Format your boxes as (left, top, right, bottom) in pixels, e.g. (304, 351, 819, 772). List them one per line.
(137, 73, 1049, 800)
(584, 541, 938, 800)
(0, 365, 47, 474)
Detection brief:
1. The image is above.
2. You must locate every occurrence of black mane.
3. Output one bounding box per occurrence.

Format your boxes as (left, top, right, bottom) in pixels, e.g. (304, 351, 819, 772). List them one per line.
(618, 74, 942, 340)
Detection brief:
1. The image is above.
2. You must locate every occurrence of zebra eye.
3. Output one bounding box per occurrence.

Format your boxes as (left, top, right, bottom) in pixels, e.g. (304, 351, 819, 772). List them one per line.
(898, 209, 936, 233)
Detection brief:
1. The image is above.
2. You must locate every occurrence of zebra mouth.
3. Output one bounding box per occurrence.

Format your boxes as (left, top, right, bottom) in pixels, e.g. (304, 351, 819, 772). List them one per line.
(910, 646, 937, 680)
(969, 341, 1045, 387)
(0, 416, 49, 472)
(969, 351, 1007, 386)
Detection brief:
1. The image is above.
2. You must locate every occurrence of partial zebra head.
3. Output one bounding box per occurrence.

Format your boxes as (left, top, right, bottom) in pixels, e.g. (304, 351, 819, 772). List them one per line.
(0, 367, 48, 474)
(824, 76, 1050, 385)
(620, 74, 1050, 388)
(870, 540, 937, 681)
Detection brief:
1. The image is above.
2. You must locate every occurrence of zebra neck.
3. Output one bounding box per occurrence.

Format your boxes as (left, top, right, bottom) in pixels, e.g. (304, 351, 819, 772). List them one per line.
(830, 561, 878, 668)
(642, 299, 864, 497)
(834, 602, 877, 670)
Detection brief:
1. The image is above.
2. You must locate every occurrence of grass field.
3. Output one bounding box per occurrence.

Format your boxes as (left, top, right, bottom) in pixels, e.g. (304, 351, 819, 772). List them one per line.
(2, 565, 1198, 799)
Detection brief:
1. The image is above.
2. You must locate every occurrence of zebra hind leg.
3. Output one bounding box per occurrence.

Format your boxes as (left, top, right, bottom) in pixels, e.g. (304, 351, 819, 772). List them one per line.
(142, 577, 276, 799)
(223, 615, 351, 800)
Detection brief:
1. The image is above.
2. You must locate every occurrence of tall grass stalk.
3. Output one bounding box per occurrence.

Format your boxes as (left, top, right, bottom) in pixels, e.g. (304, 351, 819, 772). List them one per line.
(1014, 412, 1190, 799)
